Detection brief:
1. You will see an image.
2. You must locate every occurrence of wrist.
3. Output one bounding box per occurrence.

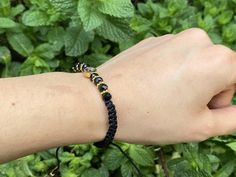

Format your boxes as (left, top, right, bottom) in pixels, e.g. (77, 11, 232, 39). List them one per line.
(69, 72, 108, 144)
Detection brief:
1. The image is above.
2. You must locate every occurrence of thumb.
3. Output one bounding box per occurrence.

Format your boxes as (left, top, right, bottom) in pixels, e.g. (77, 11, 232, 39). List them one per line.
(211, 105, 236, 136)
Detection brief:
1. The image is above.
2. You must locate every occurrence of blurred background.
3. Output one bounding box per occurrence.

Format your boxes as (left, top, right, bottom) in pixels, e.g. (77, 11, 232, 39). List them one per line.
(0, 0, 236, 176)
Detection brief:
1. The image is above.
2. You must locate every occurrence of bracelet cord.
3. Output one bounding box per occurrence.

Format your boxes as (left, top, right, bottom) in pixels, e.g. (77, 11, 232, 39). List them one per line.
(48, 62, 143, 177)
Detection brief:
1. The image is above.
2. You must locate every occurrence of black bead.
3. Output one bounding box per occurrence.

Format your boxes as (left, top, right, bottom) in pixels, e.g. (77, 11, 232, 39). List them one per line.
(82, 64, 88, 71)
(94, 77, 103, 85)
(102, 92, 112, 101)
(90, 73, 99, 81)
(98, 83, 108, 92)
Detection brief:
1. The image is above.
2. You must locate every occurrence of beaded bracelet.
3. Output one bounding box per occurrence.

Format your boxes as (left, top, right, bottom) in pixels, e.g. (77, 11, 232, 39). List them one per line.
(72, 62, 118, 148)
(48, 62, 143, 177)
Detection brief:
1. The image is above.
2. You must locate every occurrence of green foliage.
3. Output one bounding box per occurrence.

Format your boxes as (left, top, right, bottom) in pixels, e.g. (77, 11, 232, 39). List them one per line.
(0, 0, 236, 177)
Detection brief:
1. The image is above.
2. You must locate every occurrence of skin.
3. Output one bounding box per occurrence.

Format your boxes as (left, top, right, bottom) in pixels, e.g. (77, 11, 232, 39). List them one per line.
(1, 28, 236, 164)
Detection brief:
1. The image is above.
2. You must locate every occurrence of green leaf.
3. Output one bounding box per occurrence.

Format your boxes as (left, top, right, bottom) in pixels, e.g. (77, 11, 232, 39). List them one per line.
(47, 27, 65, 51)
(0, 46, 11, 65)
(130, 16, 152, 33)
(99, 165, 109, 177)
(96, 16, 133, 42)
(64, 26, 94, 56)
(98, 0, 134, 18)
(217, 10, 233, 25)
(33, 43, 58, 60)
(226, 142, 236, 151)
(223, 24, 236, 43)
(129, 145, 154, 167)
(214, 160, 235, 177)
(78, 0, 104, 31)
(103, 147, 125, 170)
(176, 169, 211, 177)
(0, 17, 17, 28)
(10, 4, 25, 17)
(0, 0, 11, 16)
(121, 161, 133, 177)
(22, 10, 49, 26)
(7, 33, 34, 57)
(82, 168, 102, 177)
(49, 0, 77, 14)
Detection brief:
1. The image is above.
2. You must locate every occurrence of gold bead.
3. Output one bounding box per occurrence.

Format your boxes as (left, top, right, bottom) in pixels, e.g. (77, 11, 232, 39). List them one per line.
(80, 63, 84, 72)
(92, 75, 100, 82)
(84, 72, 91, 78)
(101, 90, 109, 95)
(96, 81, 105, 87)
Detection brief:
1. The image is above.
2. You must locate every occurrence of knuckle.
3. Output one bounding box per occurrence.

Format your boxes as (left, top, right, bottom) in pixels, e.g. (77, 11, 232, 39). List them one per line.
(135, 37, 156, 47)
(183, 27, 209, 40)
(142, 37, 156, 43)
(213, 44, 234, 58)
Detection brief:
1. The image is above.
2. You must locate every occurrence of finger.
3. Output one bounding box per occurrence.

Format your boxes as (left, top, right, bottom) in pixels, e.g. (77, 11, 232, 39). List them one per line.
(210, 105, 236, 136)
(201, 45, 236, 93)
(208, 85, 235, 109)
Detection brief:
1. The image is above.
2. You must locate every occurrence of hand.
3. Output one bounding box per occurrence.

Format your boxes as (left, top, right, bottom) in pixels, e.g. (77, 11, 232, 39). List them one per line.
(97, 28, 236, 145)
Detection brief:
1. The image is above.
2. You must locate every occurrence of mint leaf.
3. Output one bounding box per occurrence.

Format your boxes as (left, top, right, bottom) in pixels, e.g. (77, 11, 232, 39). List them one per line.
(0, 0, 11, 16)
(78, 0, 104, 31)
(10, 4, 25, 17)
(223, 24, 236, 43)
(103, 147, 125, 170)
(217, 10, 233, 25)
(49, 0, 77, 14)
(22, 10, 48, 26)
(47, 27, 65, 51)
(121, 161, 133, 177)
(64, 26, 94, 56)
(96, 16, 133, 42)
(82, 168, 102, 177)
(0, 46, 11, 65)
(0, 17, 17, 28)
(214, 160, 235, 177)
(98, 0, 134, 18)
(7, 33, 34, 57)
(226, 142, 236, 151)
(129, 145, 154, 167)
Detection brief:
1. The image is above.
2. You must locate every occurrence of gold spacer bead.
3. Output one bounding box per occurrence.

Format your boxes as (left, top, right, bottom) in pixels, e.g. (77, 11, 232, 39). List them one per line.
(101, 90, 109, 95)
(96, 81, 105, 87)
(92, 75, 100, 82)
(80, 63, 84, 72)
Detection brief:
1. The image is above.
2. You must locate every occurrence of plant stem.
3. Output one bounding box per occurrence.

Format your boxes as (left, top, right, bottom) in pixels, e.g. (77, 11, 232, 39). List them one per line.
(159, 148, 170, 177)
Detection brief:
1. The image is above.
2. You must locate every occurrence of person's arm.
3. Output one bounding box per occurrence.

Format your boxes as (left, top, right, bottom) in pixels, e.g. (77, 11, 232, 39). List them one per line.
(2, 27, 236, 164)
(0, 72, 110, 164)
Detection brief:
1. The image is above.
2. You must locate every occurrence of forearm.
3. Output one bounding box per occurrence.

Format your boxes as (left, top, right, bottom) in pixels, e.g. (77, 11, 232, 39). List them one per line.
(0, 71, 109, 164)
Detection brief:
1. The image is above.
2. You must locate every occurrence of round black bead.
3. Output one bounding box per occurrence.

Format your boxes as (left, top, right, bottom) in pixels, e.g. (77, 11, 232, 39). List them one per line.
(90, 73, 99, 81)
(98, 83, 108, 92)
(94, 77, 103, 85)
(82, 64, 88, 71)
(102, 92, 112, 101)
